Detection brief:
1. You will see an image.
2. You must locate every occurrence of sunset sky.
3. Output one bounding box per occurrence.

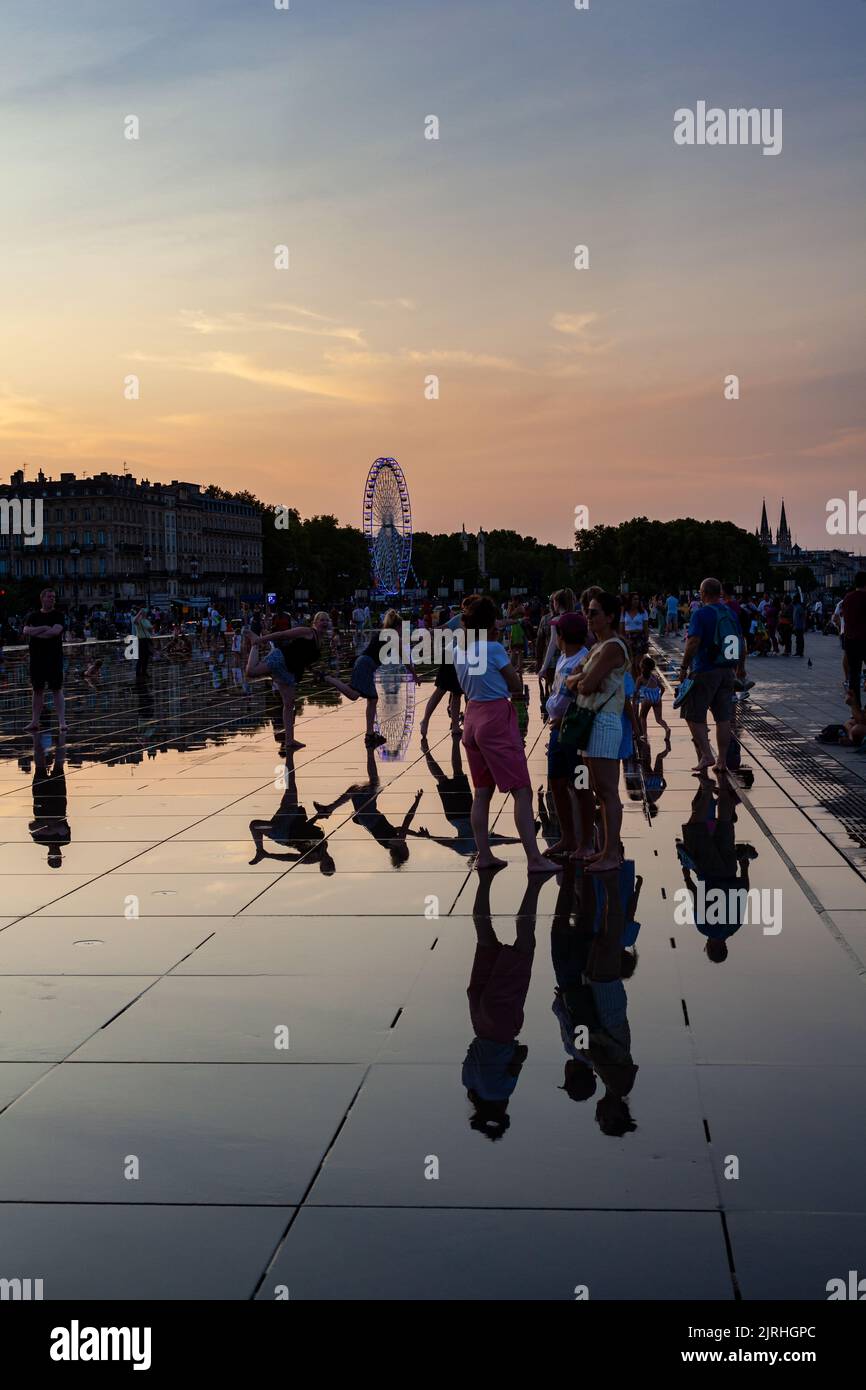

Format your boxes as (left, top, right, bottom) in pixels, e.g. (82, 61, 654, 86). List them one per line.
(1, 0, 864, 548)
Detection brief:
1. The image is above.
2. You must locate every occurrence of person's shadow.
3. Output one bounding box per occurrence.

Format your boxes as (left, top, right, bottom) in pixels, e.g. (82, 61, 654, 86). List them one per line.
(313, 742, 423, 867)
(248, 749, 335, 874)
(28, 732, 71, 869)
(410, 737, 521, 861)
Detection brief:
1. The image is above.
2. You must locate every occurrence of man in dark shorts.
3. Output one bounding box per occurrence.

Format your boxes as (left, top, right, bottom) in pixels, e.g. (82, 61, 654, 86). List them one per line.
(677, 577, 741, 774)
(24, 588, 67, 732)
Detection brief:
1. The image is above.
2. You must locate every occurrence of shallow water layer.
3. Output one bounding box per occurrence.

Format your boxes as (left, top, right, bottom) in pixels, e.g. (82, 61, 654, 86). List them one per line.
(0, 648, 864, 1300)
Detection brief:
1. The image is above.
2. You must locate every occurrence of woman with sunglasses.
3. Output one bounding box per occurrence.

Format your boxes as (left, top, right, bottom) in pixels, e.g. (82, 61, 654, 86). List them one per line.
(566, 592, 629, 872)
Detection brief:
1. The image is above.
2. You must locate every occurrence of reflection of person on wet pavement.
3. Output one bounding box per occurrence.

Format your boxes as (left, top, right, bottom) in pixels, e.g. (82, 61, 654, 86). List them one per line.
(29, 733, 71, 869)
(550, 864, 639, 1135)
(248, 751, 335, 873)
(623, 732, 670, 819)
(313, 743, 423, 866)
(676, 773, 758, 962)
(462, 873, 545, 1140)
(410, 736, 520, 860)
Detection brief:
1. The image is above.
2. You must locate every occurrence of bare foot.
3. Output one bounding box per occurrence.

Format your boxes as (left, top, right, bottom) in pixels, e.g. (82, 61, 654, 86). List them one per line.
(527, 857, 561, 874)
(286, 738, 305, 750)
(26, 722, 40, 732)
(475, 856, 508, 872)
(569, 844, 598, 861)
(543, 841, 574, 858)
(585, 855, 621, 873)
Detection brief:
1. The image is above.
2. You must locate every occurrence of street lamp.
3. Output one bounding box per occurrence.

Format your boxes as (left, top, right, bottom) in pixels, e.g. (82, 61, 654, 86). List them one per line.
(190, 557, 199, 606)
(143, 554, 152, 610)
(69, 546, 81, 612)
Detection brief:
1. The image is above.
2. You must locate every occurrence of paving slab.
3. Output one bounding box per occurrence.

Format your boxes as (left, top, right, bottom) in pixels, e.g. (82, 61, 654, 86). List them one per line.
(258, 1207, 733, 1301)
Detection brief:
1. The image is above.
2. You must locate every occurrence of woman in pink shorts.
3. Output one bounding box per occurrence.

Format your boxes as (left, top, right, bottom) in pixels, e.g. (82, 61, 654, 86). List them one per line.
(454, 596, 557, 874)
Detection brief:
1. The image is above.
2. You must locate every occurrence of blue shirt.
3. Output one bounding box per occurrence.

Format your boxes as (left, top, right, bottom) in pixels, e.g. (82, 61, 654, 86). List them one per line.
(454, 639, 511, 701)
(688, 603, 731, 674)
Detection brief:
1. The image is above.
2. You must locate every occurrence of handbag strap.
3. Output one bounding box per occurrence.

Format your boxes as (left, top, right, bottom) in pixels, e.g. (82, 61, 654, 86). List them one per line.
(577, 638, 627, 713)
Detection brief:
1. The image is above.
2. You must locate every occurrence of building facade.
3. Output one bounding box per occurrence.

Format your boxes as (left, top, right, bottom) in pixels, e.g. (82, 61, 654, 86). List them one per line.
(0, 469, 263, 608)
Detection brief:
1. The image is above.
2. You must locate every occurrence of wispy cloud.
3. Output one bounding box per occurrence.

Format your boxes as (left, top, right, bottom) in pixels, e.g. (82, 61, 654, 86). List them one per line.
(549, 311, 615, 357)
(130, 351, 380, 403)
(800, 426, 866, 459)
(406, 349, 519, 371)
(365, 298, 417, 311)
(178, 308, 366, 345)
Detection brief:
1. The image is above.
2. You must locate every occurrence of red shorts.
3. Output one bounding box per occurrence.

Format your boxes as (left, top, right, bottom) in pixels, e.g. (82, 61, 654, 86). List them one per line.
(462, 698, 530, 793)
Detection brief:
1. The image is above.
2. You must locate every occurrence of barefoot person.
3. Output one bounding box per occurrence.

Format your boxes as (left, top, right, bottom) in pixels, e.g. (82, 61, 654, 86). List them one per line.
(565, 592, 629, 873)
(454, 595, 557, 874)
(245, 612, 330, 750)
(637, 655, 671, 740)
(542, 611, 592, 859)
(419, 602, 470, 738)
(319, 608, 418, 748)
(24, 589, 67, 732)
(676, 578, 742, 774)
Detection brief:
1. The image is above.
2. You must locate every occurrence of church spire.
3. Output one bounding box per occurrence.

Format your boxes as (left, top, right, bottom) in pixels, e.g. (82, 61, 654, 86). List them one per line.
(777, 499, 791, 551)
(759, 499, 771, 545)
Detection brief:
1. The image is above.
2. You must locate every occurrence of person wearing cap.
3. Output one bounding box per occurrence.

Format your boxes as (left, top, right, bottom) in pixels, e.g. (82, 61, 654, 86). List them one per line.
(543, 610, 591, 858)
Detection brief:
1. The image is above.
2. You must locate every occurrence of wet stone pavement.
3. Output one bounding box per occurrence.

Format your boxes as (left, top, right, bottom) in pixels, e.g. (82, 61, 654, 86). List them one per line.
(0, 644, 865, 1300)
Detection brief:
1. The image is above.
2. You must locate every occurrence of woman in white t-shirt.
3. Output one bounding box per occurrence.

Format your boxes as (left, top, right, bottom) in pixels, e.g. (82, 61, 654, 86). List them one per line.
(620, 593, 649, 668)
(454, 596, 557, 874)
(566, 592, 629, 873)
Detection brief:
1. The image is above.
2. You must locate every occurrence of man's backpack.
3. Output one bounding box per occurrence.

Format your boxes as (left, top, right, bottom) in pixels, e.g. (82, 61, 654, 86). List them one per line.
(708, 605, 743, 667)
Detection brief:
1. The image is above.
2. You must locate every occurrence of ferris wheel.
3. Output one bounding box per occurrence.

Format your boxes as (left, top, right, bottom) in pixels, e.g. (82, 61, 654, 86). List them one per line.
(374, 666, 417, 761)
(362, 457, 412, 597)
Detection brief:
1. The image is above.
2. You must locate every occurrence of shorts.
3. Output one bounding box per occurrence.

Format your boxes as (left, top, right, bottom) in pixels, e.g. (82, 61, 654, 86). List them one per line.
(434, 661, 462, 694)
(583, 709, 623, 760)
(264, 647, 297, 688)
(30, 662, 64, 694)
(350, 653, 378, 699)
(679, 667, 736, 725)
(462, 698, 530, 792)
(547, 726, 579, 780)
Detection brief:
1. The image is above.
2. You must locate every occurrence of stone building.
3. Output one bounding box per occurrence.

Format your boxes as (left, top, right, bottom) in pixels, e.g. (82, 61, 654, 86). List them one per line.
(0, 468, 263, 608)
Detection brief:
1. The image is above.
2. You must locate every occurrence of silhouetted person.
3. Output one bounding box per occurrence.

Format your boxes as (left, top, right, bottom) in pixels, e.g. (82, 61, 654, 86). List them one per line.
(29, 733, 70, 869)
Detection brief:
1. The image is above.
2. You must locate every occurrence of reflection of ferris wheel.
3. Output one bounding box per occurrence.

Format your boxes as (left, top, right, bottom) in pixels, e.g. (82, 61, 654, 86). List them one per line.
(374, 667, 417, 761)
(362, 457, 412, 597)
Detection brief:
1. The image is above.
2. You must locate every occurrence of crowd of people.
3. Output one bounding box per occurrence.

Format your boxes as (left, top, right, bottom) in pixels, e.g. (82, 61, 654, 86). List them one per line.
(8, 572, 866, 842)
